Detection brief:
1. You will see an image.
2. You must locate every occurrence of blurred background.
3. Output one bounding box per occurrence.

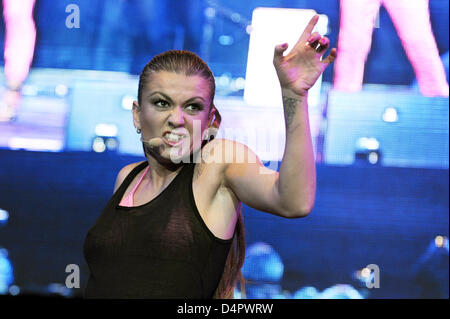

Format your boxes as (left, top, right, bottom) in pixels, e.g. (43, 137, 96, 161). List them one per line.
(0, 0, 448, 299)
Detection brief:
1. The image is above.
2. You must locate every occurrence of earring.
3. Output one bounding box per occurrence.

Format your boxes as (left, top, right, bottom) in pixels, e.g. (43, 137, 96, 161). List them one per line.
(136, 128, 142, 134)
(208, 127, 218, 141)
(203, 126, 218, 142)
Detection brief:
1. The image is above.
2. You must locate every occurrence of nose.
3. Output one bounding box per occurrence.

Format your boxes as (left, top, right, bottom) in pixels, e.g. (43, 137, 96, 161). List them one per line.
(168, 105, 185, 127)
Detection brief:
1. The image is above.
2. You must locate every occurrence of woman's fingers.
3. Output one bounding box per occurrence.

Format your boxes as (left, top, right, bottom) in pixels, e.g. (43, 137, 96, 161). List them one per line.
(295, 14, 319, 46)
(305, 32, 321, 54)
(306, 32, 322, 47)
(273, 29, 336, 73)
(322, 47, 337, 65)
(273, 43, 289, 65)
(315, 36, 330, 54)
(306, 33, 329, 54)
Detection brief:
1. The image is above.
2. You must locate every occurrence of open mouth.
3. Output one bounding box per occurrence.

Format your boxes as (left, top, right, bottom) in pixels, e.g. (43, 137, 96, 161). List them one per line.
(162, 132, 187, 146)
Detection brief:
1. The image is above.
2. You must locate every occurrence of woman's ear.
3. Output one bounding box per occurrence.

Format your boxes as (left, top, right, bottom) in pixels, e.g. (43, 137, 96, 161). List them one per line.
(132, 100, 141, 130)
(210, 104, 221, 129)
(205, 104, 221, 142)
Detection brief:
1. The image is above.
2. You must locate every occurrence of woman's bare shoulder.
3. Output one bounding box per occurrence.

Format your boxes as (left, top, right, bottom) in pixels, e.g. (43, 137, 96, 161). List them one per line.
(113, 161, 146, 193)
(202, 138, 251, 163)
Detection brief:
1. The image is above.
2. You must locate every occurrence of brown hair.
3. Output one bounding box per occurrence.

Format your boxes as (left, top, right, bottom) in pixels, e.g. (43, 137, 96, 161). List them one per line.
(138, 50, 246, 299)
(138, 50, 215, 107)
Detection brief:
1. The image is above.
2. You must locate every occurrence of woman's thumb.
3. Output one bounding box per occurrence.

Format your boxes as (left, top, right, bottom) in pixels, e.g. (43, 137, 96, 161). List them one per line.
(273, 43, 288, 64)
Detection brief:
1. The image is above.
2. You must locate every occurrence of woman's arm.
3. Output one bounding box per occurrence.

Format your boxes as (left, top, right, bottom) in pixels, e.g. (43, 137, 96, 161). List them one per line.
(222, 15, 336, 218)
(272, 15, 336, 215)
(277, 92, 315, 216)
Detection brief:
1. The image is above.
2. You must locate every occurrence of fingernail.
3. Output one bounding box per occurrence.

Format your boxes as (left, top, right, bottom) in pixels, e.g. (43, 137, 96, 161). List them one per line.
(282, 43, 288, 48)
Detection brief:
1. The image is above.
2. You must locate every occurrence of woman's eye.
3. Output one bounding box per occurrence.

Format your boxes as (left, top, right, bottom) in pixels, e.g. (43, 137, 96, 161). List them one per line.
(155, 100, 169, 108)
(186, 104, 203, 111)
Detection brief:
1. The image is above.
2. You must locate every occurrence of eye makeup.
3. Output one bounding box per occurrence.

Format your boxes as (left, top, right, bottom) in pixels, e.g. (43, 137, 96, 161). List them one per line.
(148, 92, 206, 113)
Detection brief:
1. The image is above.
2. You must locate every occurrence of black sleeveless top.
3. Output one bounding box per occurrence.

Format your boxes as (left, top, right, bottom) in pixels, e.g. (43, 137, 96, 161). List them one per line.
(83, 161, 233, 299)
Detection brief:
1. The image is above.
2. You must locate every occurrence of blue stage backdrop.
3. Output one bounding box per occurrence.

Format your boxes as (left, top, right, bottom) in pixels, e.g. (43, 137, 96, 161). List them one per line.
(0, 0, 448, 299)
(0, 0, 448, 83)
(0, 149, 447, 298)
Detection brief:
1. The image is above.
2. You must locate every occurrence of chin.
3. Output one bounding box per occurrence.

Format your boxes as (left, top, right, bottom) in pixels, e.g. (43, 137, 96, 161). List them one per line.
(161, 144, 194, 164)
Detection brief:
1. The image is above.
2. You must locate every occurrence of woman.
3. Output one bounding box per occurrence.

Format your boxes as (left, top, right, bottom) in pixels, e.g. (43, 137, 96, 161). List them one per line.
(334, 0, 448, 97)
(0, 0, 37, 122)
(83, 15, 336, 299)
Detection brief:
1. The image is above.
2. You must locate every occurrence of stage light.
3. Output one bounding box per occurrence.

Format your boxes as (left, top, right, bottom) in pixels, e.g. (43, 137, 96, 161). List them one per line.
(233, 288, 242, 299)
(230, 78, 245, 92)
(292, 286, 319, 299)
(319, 284, 364, 299)
(435, 236, 444, 247)
(0, 209, 9, 226)
(8, 138, 63, 152)
(242, 242, 284, 283)
(8, 285, 20, 296)
(92, 123, 119, 152)
(121, 95, 135, 110)
(0, 248, 14, 295)
(435, 235, 448, 249)
(204, 7, 215, 19)
(105, 137, 119, 150)
(231, 13, 241, 23)
(353, 266, 377, 289)
(55, 84, 69, 97)
(21, 84, 38, 96)
(91, 132, 119, 153)
(382, 107, 399, 123)
(357, 137, 379, 150)
(92, 137, 106, 153)
(361, 267, 371, 278)
(355, 137, 382, 165)
(412, 236, 449, 298)
(217, 73, 231, 87)
(368, 152, 379, 164)
(218, 35, 234, 46)
(235, 77, 246, 90)
(94, 123, 118, 137)
(47, 283, 73, 297)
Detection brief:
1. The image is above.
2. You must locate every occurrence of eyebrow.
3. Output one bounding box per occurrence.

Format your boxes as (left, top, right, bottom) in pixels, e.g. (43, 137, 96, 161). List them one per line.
(147, 91, 206, 104)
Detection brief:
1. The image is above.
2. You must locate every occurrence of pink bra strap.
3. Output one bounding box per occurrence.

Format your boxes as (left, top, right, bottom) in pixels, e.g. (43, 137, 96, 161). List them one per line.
(129, 165, 149, 196)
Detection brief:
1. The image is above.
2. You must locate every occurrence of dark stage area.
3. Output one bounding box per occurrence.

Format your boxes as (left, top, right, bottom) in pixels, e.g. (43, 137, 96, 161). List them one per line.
(0, 149, 447, 298)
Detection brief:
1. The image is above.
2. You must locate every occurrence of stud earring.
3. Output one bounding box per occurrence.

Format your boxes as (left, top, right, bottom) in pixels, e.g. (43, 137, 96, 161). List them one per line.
(136, 128, 142, 134)
(203, 126, 217, 142)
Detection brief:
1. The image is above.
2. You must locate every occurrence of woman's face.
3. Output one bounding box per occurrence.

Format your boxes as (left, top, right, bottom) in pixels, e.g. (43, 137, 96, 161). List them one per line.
(133, 71, 215, 163)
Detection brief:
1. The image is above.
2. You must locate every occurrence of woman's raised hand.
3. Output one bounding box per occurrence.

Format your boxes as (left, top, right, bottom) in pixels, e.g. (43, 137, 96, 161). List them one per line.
(273, 14, 337, 97)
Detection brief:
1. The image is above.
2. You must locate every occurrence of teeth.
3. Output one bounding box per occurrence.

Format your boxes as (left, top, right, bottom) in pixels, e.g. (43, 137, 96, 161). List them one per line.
(164, 133, 184, 142)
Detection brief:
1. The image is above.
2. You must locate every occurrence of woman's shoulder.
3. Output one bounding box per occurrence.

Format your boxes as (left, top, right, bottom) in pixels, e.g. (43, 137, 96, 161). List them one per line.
(119, 160, 147, 176)
(202, 138, 253, 163)
(113, 161, 146, 193)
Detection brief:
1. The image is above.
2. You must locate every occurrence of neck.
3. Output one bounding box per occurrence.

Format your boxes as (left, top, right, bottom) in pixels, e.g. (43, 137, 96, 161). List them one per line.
(142, 150, 186, 189)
